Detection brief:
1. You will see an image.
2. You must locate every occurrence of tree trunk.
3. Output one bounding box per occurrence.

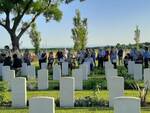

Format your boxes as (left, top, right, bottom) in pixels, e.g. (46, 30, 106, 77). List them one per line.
(11, 36, 20, 51)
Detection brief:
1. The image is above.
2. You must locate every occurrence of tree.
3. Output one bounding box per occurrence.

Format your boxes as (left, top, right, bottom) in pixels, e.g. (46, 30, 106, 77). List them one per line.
(116, 43, 121, 48)
(134, 25, 140, 50)
(29, 22, 41, 54)
(0, 0, 85, 50)
(71, 9, 88, 51)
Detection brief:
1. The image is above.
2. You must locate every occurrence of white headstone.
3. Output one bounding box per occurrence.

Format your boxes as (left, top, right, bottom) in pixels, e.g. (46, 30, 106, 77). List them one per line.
(80, 64, 88, 80)
(105, 62, 114, 76)
(41, 63, 47, 69)
(107, 76, 124, 107)
(53, 64, 61, 80)
(38, 69, 49, 90)
(84, 62, 91, 75)
(144, 68, 150, 89)
(11, 77, 27, 108)
(72, 69, 83, 90)
(27, 65, 36, 79)
(29, 96, 55, 113)
(21, 63, 28, 76)
(114, 96, 141, 113)
(104, 61, 113, 68)
(106, 68, 117, 79)
(5, 70, 15, 89)
(2, 66, 10, 80)
(128, 61, 135, 75)
(133, 64, 143, 80)
(0, 63, 3, 76)
(60, 77, 75, 107)
(62, 62, 68, 76)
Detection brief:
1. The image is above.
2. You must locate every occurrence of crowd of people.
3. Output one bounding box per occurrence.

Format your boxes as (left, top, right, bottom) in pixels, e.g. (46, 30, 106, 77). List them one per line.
(0, 45, 150, 72)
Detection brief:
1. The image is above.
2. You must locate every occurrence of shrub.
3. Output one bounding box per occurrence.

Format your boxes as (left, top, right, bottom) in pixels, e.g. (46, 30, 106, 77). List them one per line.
(0, 82, 8, 105)
(131, 81, 149, 106)
(75, 83, 108, 107)
(27, 80, 37, 90)
(83, 78, 107, 90)
(117, 66, 133, 79)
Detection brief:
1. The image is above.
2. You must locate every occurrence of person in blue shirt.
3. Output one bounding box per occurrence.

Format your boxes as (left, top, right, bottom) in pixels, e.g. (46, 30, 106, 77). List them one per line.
(97, 48, 105, 68)
(110, 47, 117, 68)
(143, 47, 150, 68)
(130, 47, 138, 61)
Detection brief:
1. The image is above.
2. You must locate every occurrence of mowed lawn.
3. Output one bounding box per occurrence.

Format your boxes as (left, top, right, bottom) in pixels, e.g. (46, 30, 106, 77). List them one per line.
(0, 90, 150, 113)
(3, 90, 150, 102)
(0, 107, 150, 113)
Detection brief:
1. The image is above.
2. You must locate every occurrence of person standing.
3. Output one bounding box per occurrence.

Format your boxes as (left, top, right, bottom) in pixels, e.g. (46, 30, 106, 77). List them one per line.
(12, 54, 22, 73)
(48, 51, 54, 69)
(143, 47, 150, 68)
(118, 48, 123, 65)
(110, 47, 117, 68)
(23, 49, 31, 65)
(97, 48, 105, 68)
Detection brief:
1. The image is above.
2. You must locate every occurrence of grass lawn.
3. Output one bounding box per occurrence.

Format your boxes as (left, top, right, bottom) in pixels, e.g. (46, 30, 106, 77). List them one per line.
(3, 90, 147, 101)
(0, 107, 150, 113)
(3, 90, 150, 102)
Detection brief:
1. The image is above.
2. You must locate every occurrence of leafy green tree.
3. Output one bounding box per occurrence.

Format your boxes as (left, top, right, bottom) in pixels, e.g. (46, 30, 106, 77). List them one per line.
(116, 43, 121, 48)
(29, 22, 41, 54)
(71, 9, 88, 51)
(0, 0, 84, 50)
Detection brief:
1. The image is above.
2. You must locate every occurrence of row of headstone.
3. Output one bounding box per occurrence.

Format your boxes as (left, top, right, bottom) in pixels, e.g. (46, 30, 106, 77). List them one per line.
(41, 62, 69, 77)
(11, 76, 75, 108)
(53, 62, 89, 81)
(21, 63, 36, 79)
(20, 61, 89, 82)
(10, 75, 141, 112)
(104, 61, 143, 81)
(29, 96, 141, 113)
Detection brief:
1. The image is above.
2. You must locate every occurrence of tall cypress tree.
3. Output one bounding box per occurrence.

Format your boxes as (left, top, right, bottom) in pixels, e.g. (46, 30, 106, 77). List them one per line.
(71, 9, 88, 51)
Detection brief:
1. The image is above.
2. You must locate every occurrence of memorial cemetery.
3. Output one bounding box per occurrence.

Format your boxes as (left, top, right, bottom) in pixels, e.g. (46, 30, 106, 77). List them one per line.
(0, 0, 150, 113)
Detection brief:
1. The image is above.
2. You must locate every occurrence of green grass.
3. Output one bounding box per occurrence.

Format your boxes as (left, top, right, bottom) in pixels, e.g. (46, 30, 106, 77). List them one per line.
(3, 90, 150, 103)
(0, 107, 150, 113)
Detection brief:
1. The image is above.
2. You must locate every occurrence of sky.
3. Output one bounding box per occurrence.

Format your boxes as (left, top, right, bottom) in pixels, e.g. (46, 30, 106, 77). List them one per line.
(0, 0, 150, 48)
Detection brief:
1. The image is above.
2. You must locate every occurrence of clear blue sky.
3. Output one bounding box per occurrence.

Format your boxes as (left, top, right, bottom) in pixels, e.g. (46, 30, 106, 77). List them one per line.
(0, 0, 150, 48)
